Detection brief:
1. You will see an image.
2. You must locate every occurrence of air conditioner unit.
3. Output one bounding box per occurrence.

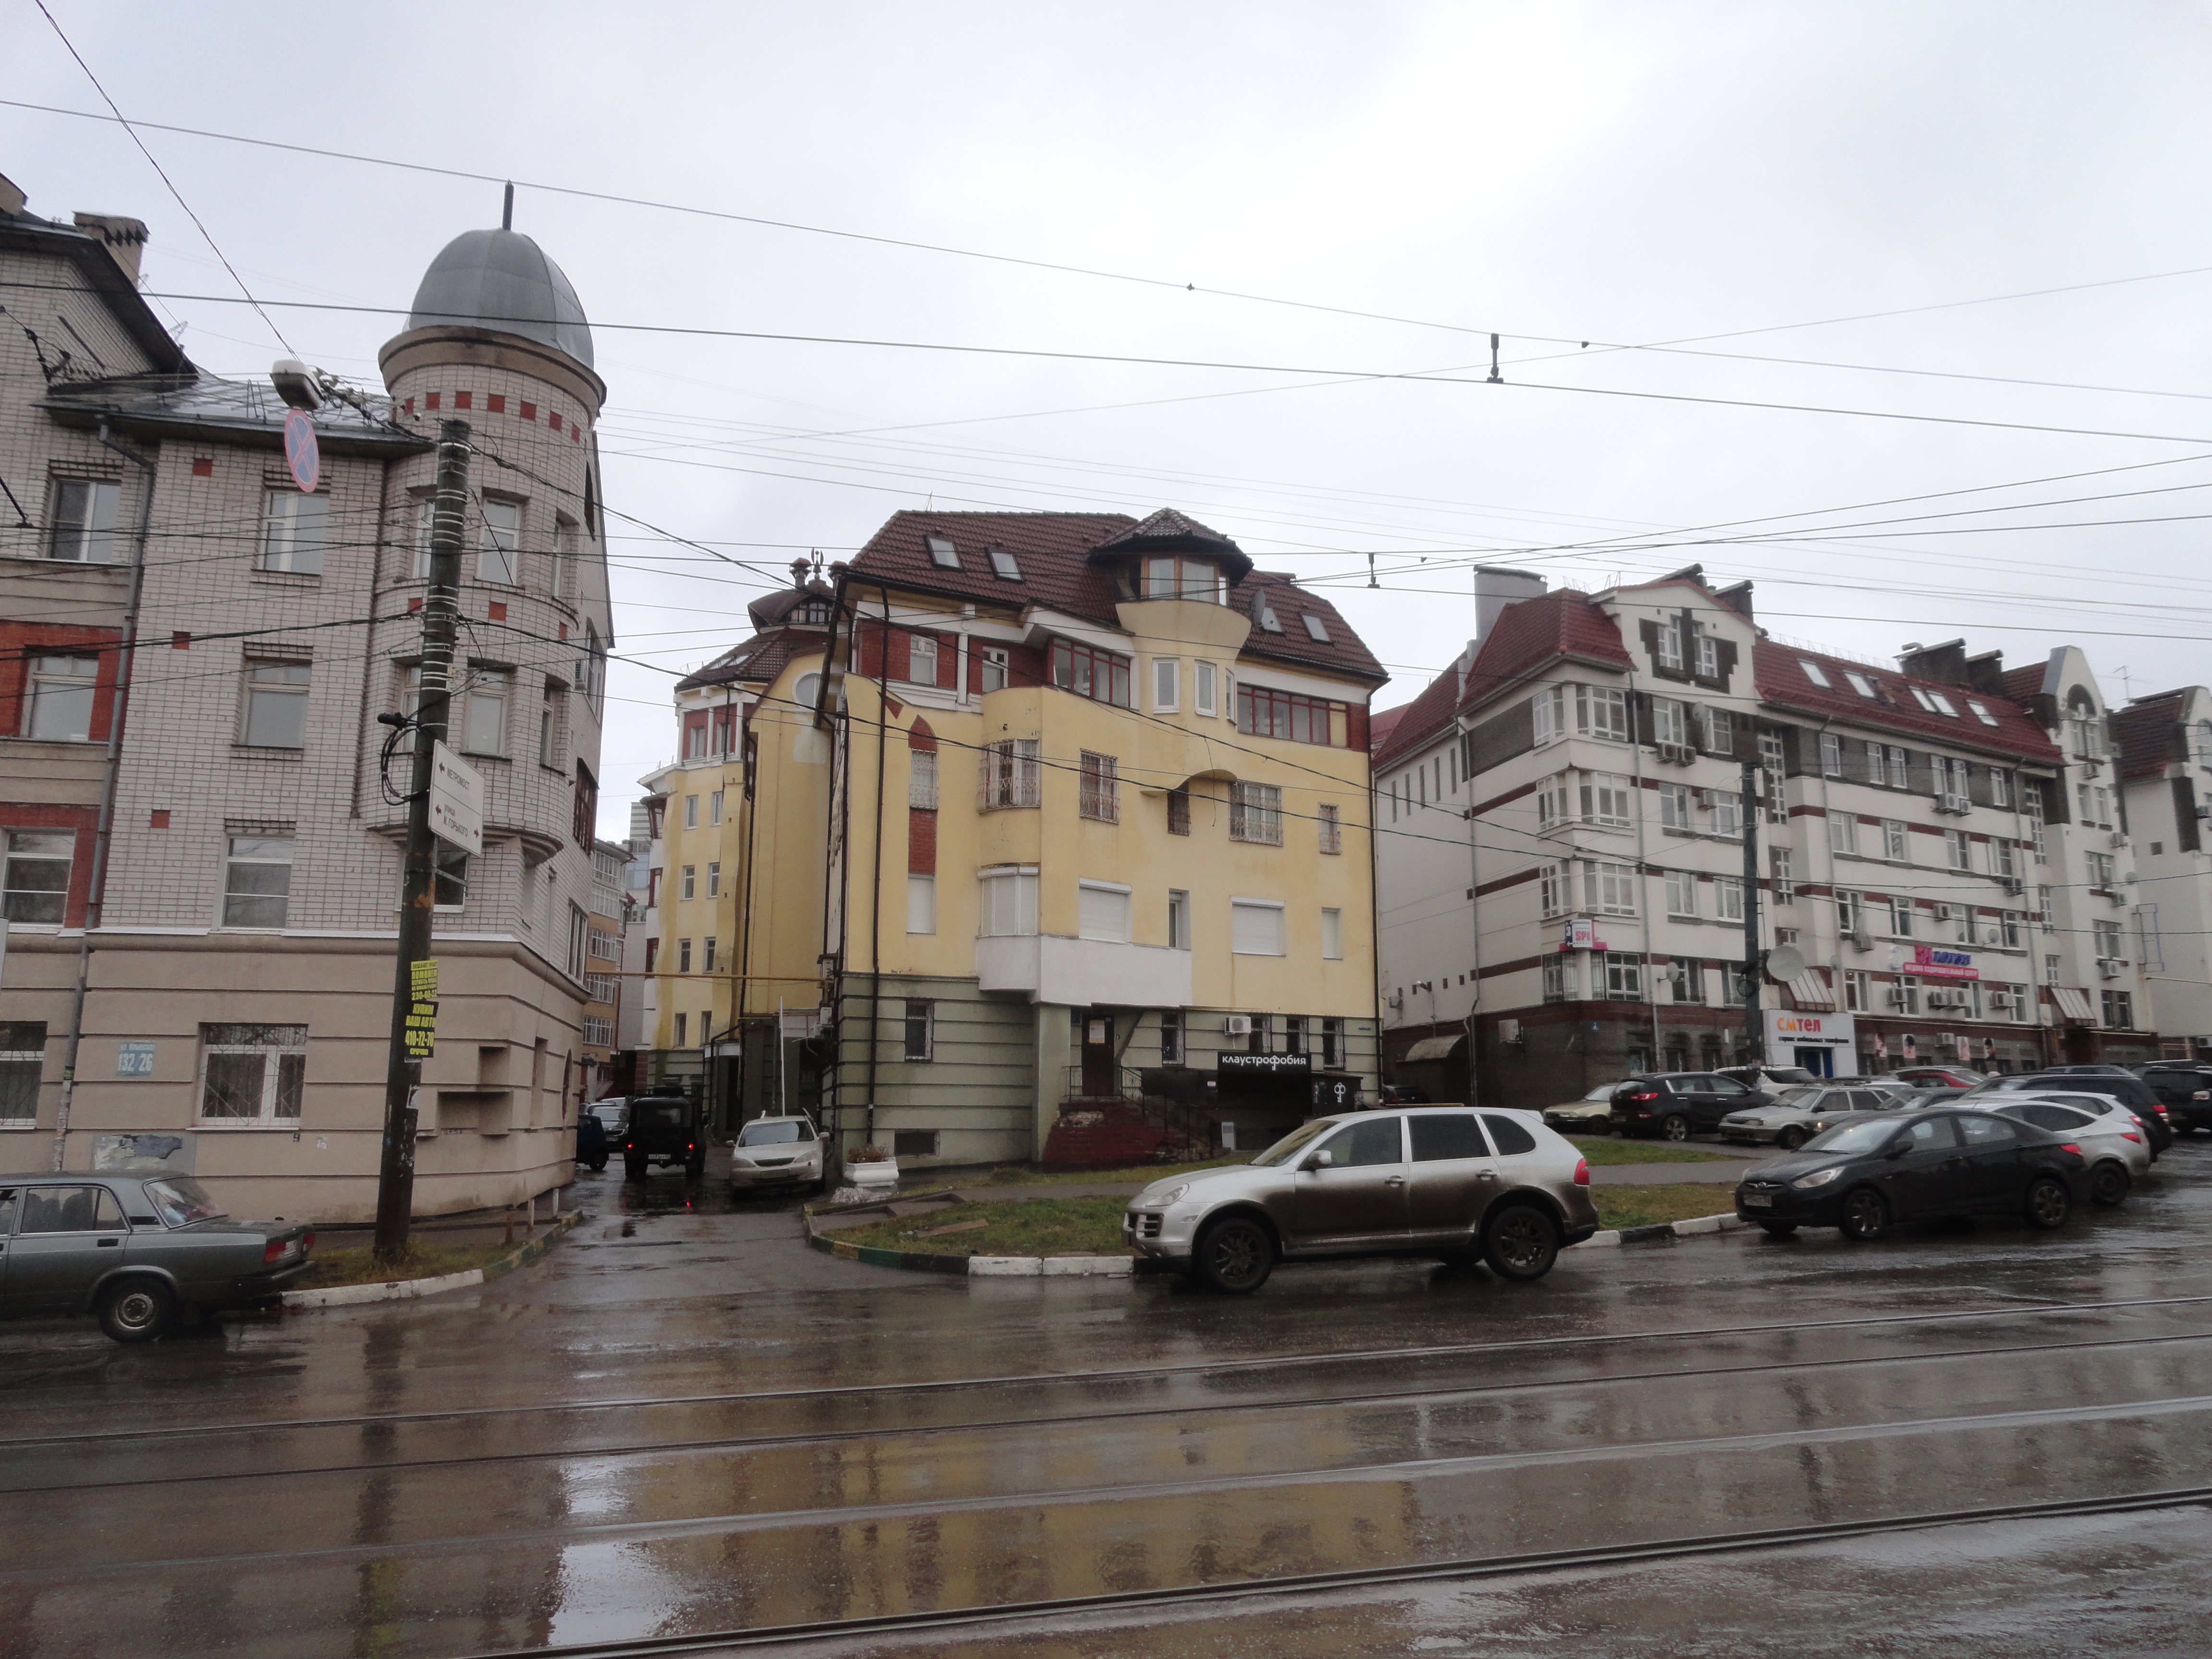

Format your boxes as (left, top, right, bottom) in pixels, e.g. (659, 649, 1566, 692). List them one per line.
(1500, 1018, 1523, 1045)
(1851, 928, 1875, 951)
(1938, 793, 1972, 815)
(1886, 987, 1911, 1007)
(2109, 831, 2129, 849)
(1224, 1014, 1254, 1036)
(2001, 878, 2024, 895)
(2109, 888, 2130, 909)
(1656, 741, 1694, 765)
(1989, 992, 2014, 1012)
(1936, 903, 1957, 921)
(2196, 803, 2212, 823)
(2080, 758, 2104, 778)
(1926, 990, 1959, 1009)
(2099, 959, 2122, 980)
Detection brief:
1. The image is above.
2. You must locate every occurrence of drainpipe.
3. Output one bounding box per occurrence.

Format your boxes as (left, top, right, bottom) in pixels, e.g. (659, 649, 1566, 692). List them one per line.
(1627, 666, 1659, 1070)
(1366, 708, 1384, 1105)
(50, 417, 154, 1171)
(864, 587, 891, 1144)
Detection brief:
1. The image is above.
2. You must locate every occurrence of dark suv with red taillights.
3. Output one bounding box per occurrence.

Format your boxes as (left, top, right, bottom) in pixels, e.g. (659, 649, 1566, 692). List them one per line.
(1609, 1072, 1773, 1141)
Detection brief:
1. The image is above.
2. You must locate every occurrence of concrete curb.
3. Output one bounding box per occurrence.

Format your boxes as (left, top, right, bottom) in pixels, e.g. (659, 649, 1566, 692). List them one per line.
(1571, 1210, 1745, 1249)
(281, 1211, 582, 1310)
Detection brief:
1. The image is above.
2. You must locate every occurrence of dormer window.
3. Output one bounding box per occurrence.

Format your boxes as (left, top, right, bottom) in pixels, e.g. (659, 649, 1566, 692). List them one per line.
(1143, 555, 1224, 602)
(1693, 627, 1719, 678)
(988, 547, 1022, 581)
(1301, 613, 1331, 643)
(794, 601, 830, 625)
(926, 534, 960, 570)
(1846, 672, 1880, 699)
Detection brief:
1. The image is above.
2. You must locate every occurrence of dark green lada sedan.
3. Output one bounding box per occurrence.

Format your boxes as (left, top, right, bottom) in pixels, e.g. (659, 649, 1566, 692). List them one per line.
(0, 1173, 315, 1342)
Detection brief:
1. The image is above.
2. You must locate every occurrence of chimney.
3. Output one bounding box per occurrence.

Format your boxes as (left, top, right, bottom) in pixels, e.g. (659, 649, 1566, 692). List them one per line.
(1896, 638, 1971, 686)
(72, 212, 149, 286)
(0, 173, 25, 217)
(1965, 649, 2006, 696)
(1472, 565, 1546, 644)
(790, 558, 811, 589)
(1713, 580, 1755, 620)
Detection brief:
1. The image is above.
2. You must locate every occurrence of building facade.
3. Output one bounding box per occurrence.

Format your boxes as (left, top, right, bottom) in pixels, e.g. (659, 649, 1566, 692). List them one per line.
(0, 173, 614, 1218)
(1375, 569, 2156, 1110)
(2114, 684, 2212, 1057)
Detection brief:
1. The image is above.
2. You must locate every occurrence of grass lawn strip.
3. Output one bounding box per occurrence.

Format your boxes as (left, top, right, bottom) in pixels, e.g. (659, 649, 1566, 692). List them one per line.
(297, 1239, 530, 1290)
(1564, 1136, 1742, 1166)
(1592, 1183, 1737, 1230)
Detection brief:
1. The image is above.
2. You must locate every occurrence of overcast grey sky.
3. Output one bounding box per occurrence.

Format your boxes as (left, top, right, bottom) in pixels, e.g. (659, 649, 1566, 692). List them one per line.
(6, 2, 2209, 833)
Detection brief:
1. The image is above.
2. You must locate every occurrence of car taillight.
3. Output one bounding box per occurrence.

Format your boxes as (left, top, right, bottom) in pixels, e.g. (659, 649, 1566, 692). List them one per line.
(1626, 1090, 1658, 1103)
(2122, 1131, 2141, 1143)
(302, 1231, 315, 1252)
(2059, 1143, 2082, 1159)
(263, 1238, 285, 1263)
(1574, 1157, 1589, 1188)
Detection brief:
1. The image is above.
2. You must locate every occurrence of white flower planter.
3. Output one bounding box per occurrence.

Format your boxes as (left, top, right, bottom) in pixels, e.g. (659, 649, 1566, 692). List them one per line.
(848, 1158, 900, 1190)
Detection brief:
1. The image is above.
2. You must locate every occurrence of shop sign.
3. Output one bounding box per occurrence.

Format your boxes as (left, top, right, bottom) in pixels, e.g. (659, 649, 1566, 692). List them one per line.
(1562, 918, 1608, 953)
(1219, 1053, 1312, 1076)
(1911, 945, 1980, 981)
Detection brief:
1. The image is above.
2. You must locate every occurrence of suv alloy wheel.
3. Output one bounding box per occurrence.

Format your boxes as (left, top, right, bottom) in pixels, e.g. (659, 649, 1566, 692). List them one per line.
(1195, 1215, 1275, 1294)
(1659, 1113, 1691, 1142)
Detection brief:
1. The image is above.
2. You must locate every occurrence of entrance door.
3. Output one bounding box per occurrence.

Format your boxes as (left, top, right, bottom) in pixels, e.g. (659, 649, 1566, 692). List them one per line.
(1795, 1047, 1835, 1077)
(1080, 1010, 1116, 1098)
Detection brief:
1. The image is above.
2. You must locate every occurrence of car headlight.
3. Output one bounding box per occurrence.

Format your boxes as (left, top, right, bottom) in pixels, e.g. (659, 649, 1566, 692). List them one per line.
(1145, 1183, 1190, 1208)
(1791, 1166, 1845, 1190)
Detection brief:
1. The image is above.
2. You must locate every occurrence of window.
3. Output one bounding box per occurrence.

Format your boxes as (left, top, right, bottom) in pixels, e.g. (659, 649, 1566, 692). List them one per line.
(979, 739, 1041, 810)
(977, 647, 1010, 693)
(1719, 962, 1747, 1006)
(1302, 613, 1332, 643)
(1652, 697, 1687, 746)
(553, 515, 579, 598)
(1238, 685, 1335, 745)
(1539, 863, 1568, 917)
(198, 1023, 306, 1122)
(24, 656, 97, 742)
(1820, 733, 1843, 778)
(1079, 751, 1119, 822)
(539, 684, 560, 766)
(1577, 685, 1631, 741)
(1714, 876, 1745, 923)
(2038, 884, 2056, 930)
(1655, 620, 1683, 671)
(222, 836, 292, 927)
(908, 635, 939, 686)
(1863, 740, 1885, 784)
(433, 844, 468, 909)
(260, 490, 328, 575)
(1798, 658, 1831, 688)
(1886, 746, 1909, 790)
(909, 751, 938, 809)
(1543, 955, 1569, 1002)
(1603, 952, 1644, 1000)
(1884, 819, 1909, 861)
(1990, 768, 2011, 807)
(2103, 989, 2135, 1029)
(988, 547, 1022, 581)
(1665, 868, 1698, 917)
(1694, 628, 1719, 678)
(1318, 803, 1342, 854)
(926, 534, 960, 569)
(1077, 880, 1132, 942)
(1930, 691, 1960, 717)
(678, 938, 693, 972)
(240, 659, 310, 748)
(977, 866, 1040, 936)
(1698, 707, 1733, 755)
(1534, 685, 1564, 745)
(582, 620, 605, 715)
(680, 865, 696, 901)
(1321, 1016, 1344, 1068)
(1708, 789, 1741, 839)
(461, 668, 509, 756)
(1536, 772, 1570, 833)
(478, 499, 521, 585)
(47, 479, 119, 561)
(1995, 839, 2017, 879)
(1828, 813, 1858, 855)
(1168, 889, 1190, 950)
(1846, 672, 1879, 699)
(412, 496, 438, 578)
(2026, 787, 2047, 859)
(1771, 847, 1795, 903)
(0, 830, 68, 925)
(2093, 919, 2123, 959)
(2086, 850, 2116, 888)
(1194, 660, 1218, 717)
(1837, 890, 1863, 933)
(1167, 788, 1190, 836)
(1321, 906, 1344, 960)
(1890, 895, 1914, 937)
(1049, 639, 1131, 707)
(1658, 783, 1691, 830)
(582, 1016, 613, 1047)
(673, 1012, 687, 1047)
(1152, 658, 1178, 711)
(1230, 899, 1286, 955)
(1946, 829, 1970, 871)
(1230, 781, 1283, 845)
(1139, 554, 1222, 600)
(703, 938, 718, 973)
(568, 903, 588, 980)
(1582, 773, 1633, 828)
(1583, 861, 1638, 915)
(0, 1021, 43, 1122)
(903, 1000, 934, 1059)
(683, 794, 699, 830)
(1937, 757, 1972, 804)
(2002, 910, 2024, 949)
(1161, 1010, 1183, 1064)
(1845, 970, 1870, 1013)
(709, 789, 724, 824)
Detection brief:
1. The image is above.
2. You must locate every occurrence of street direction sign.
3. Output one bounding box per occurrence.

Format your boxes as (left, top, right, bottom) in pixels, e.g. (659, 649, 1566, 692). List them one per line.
(282, 407, 320, 494)
(428, 741, 483, 855)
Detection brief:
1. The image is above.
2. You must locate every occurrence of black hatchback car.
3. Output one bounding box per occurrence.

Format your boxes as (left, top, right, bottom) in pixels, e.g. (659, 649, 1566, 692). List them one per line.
(1610, 1072, 1772, 1141)
(1734, 1108, 2090, 1241)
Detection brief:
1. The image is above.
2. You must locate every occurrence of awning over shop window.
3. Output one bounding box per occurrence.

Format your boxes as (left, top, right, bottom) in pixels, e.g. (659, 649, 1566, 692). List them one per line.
(2051, 986, 2095, 1022)
(1401, 1034, 1467, 1063)
(1787, 970, 1836, 1011)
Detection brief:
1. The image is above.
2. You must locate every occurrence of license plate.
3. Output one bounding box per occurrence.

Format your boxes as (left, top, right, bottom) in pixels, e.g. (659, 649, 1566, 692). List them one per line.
(1741, 1192, 1772, 1208)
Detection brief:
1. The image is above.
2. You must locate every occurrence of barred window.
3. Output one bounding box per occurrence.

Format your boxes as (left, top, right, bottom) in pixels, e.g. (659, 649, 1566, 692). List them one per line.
(1079, 751, 1119, 822)
(1229, 781, 1283, 845)
(198, 1023, 306, 1122)
(978, 739, 1041, 810)
(909, 750, 939, 809)
(1318, 803, 1342, 854)
(1167, 788, 1191, 836)
(0, 1021, 44, 1122)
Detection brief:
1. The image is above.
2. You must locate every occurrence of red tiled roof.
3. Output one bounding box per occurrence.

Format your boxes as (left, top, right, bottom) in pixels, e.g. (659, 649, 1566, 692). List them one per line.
(844, 510, 1386, 684)
(2113, 692, 2187, 781)
(1371, 667, 1464, 769)
(1368, 703, 1410, 753)
(1999, 662, 2047, 706)
(678, 627, 825, 693)
(1754, 642, 2060, 763)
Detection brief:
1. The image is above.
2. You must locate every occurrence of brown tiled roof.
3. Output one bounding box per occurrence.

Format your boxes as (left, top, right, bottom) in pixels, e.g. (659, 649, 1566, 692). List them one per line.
(1368, 703, 1410, 753)
(677, 627, 825, 692)
(844, 510, 1386, 684)
(2113, 692, 2187, 781)
(1754, 642, 2060, 763)
(1999, 662, 2047, 706)
(1372, 666, 1466, 769)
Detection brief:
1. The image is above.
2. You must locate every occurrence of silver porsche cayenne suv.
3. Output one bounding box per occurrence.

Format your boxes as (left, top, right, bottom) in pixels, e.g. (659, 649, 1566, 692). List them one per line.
(1123, 1106, 1600, 1292)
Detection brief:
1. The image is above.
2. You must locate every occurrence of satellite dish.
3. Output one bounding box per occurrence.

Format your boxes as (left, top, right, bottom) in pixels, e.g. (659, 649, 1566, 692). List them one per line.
(1764, 944, 1806, 981)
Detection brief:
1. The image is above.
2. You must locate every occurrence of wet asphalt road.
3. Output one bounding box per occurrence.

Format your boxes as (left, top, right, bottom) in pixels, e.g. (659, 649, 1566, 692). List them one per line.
(4, 1143, 2212, 1657)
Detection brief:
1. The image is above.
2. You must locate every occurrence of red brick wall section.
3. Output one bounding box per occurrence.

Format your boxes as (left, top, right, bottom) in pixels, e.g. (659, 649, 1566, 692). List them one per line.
(854, 619, 910, 684)
(0, 802, 100, 926)
(1347, 702, 1370, 753)
(0, 624, 124, 744)
(907, 718, 937, 753)
(908, 807, 937, 875)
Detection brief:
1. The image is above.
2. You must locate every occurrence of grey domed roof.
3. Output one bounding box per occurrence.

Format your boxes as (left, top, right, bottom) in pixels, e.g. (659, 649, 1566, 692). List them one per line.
(405, 228, 593, 367)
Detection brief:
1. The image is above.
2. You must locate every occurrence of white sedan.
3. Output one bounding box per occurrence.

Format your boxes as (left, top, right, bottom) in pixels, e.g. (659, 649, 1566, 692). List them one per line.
(728, 1115, 828, 1194)
(1541, 1085, 1620, 1132)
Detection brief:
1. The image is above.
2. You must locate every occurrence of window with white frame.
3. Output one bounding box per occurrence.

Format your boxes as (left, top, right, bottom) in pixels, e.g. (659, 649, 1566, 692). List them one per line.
(1230, 898, 1286, 955)
(1582, 773, 1633, 828)
(583, 1016, 613, 1047)
(1168, 888, 1190, 949)
(680, 865, 696, 901)
(1577, 685, 1631, 741)
(977, 866, 1039, 936)
(2, 830, 70, 925)
(2086, 850, 2116, 888)
(1658, 782, 1691, 830)
(197, 1023, 306, 1122)
(1665, 868, 1698, 917)
(1886, 746, 1909, 790)
(1863, 740, 1884, 785)
(710, 790, 724, 824)
(1845, 970, 1870, 1013)
(1229, 781, 1282, 844)
(673, 1012, 688, 1047)
(567, 904, 588, 980)
(1694, 627, 1719, 679)
(1078, 880, 1132, 942)
(703, 937, 719, 973)
(2002, 910, 2024, 949)
(1837, 890, 1863, 933)
(1603, 952, 1644, 1000)
(1655, 620, 1683, 671)
(1771, 847, 1795, 903)
(2026, 785, 2047, 859)
(1317, 803, 1342, 854)
(1820, 733, 1843, 778)
(0, 1021, 43, 1122)
(1542, 954, 1569, 1002)
(1990, 768, 2011, 807)
(1828, 812, 1858, 855)
(412, 496, 438, 578)
(907, 634, 939, 686)
(2038, 885, 2055, 930)
(47, 478, 118, 562)
(1708, 789, 1742, 839)
(1321, 906, 1343, 960)
(978, 739, 1041, 810)
(1533, 685, 1564, 745)
(1079, 751, 1119, 823)
(1714, 876, 1745, 923)
(24, 656, 97, 742)
(1666, 959, 1704, 1004)
(1152, 658, 1178, 712)
(1699, 706, 1733, 755)
(1799, 658, 1831, 688)
(1651, 697, 1687, 745)
(1995, 839, 2017, 879)
(1539, 863, 1568, 917)
(2093, 918, 2123, 959)
(260, 490, 329, 575)
(240, 658, 310, 748)
(979, 647, 1010, 693)
(539, 682, 562, 766)
(478, 498, 521, 585)
(222, 835, 292, 927)
(1719, 962, 1747, 1006)
(1583, 860, 1638, 916)
(1537, 773, 1571, 832)
(461, 668, 510, 756)
(1890, 895, 1914, 937)
(1193, 660, 1218, 717)
(905, 872, 937, 935)
(1884, 819, 1909, 861)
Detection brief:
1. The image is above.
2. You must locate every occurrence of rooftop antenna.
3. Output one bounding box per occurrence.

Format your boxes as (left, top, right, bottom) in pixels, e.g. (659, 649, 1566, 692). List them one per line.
(1367, 552, 1378, 589)
(501, 182, 514, 231)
